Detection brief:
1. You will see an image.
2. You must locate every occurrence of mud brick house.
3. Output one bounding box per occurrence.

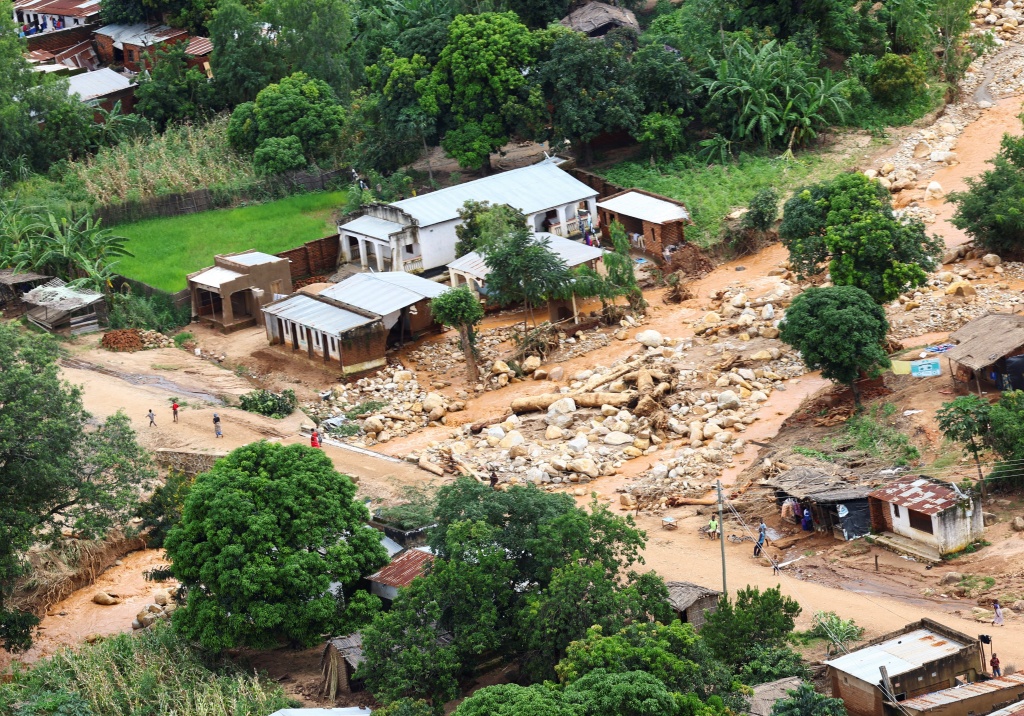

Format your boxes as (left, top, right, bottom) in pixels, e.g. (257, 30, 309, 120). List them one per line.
(867, 476, 983, 562)
(12, 0, 99, 33)
(665, 581, 720, 631)
(826, 619, 983, 716)
(943, 313, 1024, 395)
(596, 188, 690, 261)
(337, 158, 598, 275)
(262, 271, 446, 374)
(93, 23, 188, 72)
(887, 673, 1024, 716)
(67, 68, 135, 113)
(188, 251, 292, 332)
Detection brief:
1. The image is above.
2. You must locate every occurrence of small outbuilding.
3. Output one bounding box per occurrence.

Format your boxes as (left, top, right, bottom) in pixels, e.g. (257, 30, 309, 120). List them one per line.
(597, 188, 691, 261)
(766, 466, 873, 541)
(867, 476, 983, 562)
(93, 23, 189, 72)
(826, 618, 983, 716)
(66, 67, 135, 113)
(366, 548, 433, 603)
(188, 250, 292, 333)
(886, 672, 1024, 716)
(320, 632, 367, 698)
(943, 313, 1024, 395)
(22, 278, 106, 334)
(665, 581, 721, 631)
(320, 271, 447, 344)
(0, 269, 51, 315)
(560, 1, 639, 37)
(747, 677, 804, 716)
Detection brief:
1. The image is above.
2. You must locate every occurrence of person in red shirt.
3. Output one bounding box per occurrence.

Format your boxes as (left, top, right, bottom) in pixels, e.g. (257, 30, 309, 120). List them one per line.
(310, 429, 320, 448)
(992, 653, 1002, 677)
(172, 402, 179, 423)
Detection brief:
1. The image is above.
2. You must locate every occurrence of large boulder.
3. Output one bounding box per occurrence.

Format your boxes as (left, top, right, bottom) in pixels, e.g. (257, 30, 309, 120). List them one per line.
(491, 360, 511, 374)
(982, 254, 1002, 267)
(92, 592, 119, 606)
(940, 571, 963, 586)
(604, 431, 634, 446)
(636, 329, 664, 348)
(924, 181, 945, 201)
(522, 355, 542, 374)
(548, 397, 578, 415)
(718, 390, 742, 410)
(499, 430, 525, 449)
(364, 416, 385, 434)
(1012, 516, 1024, 532)
(567, 434, 590, 454)
(421, 393, 445, 412)
(568, 458, 600, 478)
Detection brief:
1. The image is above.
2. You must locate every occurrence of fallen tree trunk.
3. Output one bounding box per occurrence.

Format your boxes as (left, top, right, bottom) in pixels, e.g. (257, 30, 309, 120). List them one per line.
(510, 392, 634, 413)
(418, 456, 446, 476)
(576, 357, 644, 393)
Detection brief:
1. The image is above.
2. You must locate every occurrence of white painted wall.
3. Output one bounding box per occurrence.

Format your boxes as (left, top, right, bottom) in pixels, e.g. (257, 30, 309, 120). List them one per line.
(370, 581, 398, 602)
(889, 500, 984, 554)
(418, 219, 460, 270)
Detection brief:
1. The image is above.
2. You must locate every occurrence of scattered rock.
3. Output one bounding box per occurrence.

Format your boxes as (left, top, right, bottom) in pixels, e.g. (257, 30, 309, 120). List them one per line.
(604, 431, 634, 446)
(636, 329, 664, 348)
(1013, 516, 1024, 532)
(717, 390, 741, 410)
(92, 592, 119, 606)
(924, 181, 945, 201)
(522, 355, 541, 374)
(983, 254, 1003, 267)
(940, 572, 963, 586)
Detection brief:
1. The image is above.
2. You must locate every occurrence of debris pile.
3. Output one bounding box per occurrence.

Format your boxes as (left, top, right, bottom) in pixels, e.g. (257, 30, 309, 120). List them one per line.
(100, 329, 174, 352)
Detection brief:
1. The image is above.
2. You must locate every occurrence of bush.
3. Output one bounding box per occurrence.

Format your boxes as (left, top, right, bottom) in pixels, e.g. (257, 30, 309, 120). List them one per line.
(375, 486, 436, 530)
(108, 291, 191, 333)
(868, 53, 926, 105)
(742, 187, 780, 233)
(173, 331, 194, 348)
(253, 135, 309, 176)
(135, 469, 195, 548)
(238, 389, 297, 418)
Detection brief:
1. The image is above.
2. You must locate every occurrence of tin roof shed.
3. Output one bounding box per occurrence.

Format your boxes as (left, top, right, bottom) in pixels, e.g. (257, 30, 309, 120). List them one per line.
(368, 549, 433, 588)
(868, 477, 963, 516)
(320, 271, 446, 317)
(826, 627, 968, 682)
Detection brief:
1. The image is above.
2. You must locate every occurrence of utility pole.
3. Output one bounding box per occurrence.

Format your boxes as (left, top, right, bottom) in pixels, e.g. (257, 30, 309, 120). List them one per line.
(717, 480, 727, 597)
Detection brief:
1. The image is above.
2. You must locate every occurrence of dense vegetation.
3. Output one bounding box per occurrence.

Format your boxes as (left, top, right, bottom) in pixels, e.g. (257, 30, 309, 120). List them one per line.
(0, 323, 155, 651)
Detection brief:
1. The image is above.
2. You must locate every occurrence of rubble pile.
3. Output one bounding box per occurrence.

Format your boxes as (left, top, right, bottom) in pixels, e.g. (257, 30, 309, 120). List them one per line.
(405, 327, 507, 374)
(887, 252, 1024, 339)
(100, 328, 174, 352)
(403, 320, 806, 501)
(302, 364, 465, 446)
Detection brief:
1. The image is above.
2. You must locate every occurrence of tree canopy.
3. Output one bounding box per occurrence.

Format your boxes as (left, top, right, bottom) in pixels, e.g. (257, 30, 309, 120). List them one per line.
(164, 441, 387, 650)
(482, 227, 569, 325)
(779, 173, 942, 303)
(430, 286, 485, 382)
(700, 585, 802, 668)
(779, 286, 891, 404)
(0, 323, 154, 651)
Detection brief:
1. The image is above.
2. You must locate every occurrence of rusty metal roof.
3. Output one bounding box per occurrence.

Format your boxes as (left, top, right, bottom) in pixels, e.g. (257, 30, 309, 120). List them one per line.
(988, 698, 1024, 716)
(826, 628, 969, 683)
(867, 477, 962, 515)
(368, 549, 433, 588)
(185, 36, 212, 56)
(897, 673, 1024, 711)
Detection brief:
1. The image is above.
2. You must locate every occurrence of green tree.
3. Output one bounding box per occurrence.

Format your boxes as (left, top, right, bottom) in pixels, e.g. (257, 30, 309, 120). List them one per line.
(228, 72, 346, 166)
(375, 699, 437, 716)
(738, 644, 810, 685)
(263, 0, 355, 94)
(603, 222, 645, 312)
(135, 469, 194, 548)
(420, 12, 539, 171)
(35, 81, 100, 164)
(359, 49, 435, 174)
(210, 0, 282, 106)
(700, 585, 802, 668)
(635, 110, 689, 162)
(454, 201, 526, 258)
(430, 286, 484, 382)
(0, 324, 154, 651)
(253, 135, 308, 175)
(936, 395, 992, 486)
(455, 683, 578, 716)
(950, 128, 1024, 258)
(779, 173, 942, 303)
(985, 391, 1024, 463)
(557, 621, 743, 709)
(868, 53, 926, 105)
(164, 441, 387, 651)
(779, 286, 890, 406)
(742, 188, 780, 234)
(538, 28, 641, 166)
(134, 43, 215, 130)
(564, 669, 680, 716)
(933, 0, 989, 97)
(482, 227, 569, 326)
(771, 683, 847, 716)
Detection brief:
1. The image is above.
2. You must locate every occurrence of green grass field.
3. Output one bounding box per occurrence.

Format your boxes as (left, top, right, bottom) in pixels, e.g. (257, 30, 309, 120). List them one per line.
(114, 191, 346, 291)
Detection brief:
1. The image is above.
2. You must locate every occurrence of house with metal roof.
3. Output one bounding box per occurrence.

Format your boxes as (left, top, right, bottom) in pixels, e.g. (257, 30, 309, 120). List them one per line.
(765, 466, 874, 541)
(12, 0, 100, 34)
(66, 68, 135, 112)
(367, 548, 433, 602)
(93, 23, 189, 72)
(665, 581, 720, 631)
(262, 271, 447, 374)
(886, 672, 1024, 716)
(867, 476, 982, 561)
(22, 277, 106, 335)
(827, 619, 983, 716)
(596, 188, 691, 260)
(943, 313, 1024, 395)
(337, 158, 599, 275)
(187, 250, 292, 333)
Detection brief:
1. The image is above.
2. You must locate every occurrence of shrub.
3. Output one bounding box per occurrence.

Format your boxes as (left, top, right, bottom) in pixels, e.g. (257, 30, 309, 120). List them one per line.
(868, 54, 926, 105)
(743, 188, 780, 233)
(253, 135, 308, 176)
(173, 331, 194, 348)
(238, 389, 298, 418)
(375, 486, 436, 530)
(108, 292, 191, 333)
(135, 469, 195, 548)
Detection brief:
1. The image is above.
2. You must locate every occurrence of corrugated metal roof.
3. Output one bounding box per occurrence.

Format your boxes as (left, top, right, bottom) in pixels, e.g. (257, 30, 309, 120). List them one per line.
(95, 23, 187, 49)
(380, 535, 403, 558)
(666, 580, 721, 611)
(67, 68, 132, 101)
(23, 278, 103, 311)
(598, 191, 690, 224)
(447, 232, 604, 281)
(190, 266, 243, 289)
(263, 294, 375, 335)
(321, 272, 444, 316)
(561, 1, 639, 34)
(368, 548, 433, 588)
(391, 160, 597, 227)
(898, 673, 1024, 710)
(13, 0, 100, 17)
(826, 628, 968, 683)
(988, 698, 1024, 716)
(223, 251, 282, 267)
(868, 477, 962, 516)
(185, 36, 212, 56)
(339, 215, 407, 240)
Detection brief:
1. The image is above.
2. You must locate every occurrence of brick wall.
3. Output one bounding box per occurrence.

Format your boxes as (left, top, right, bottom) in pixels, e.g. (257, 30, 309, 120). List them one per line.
(340, 324, 387, 372)
(832, 674, 881, 716)
(569, 168, 626, 200)
(26, 24, 93, 52)
(277, 235, 340, 280)
(94, 31, 115, 64)
(869, 496, 892, 532)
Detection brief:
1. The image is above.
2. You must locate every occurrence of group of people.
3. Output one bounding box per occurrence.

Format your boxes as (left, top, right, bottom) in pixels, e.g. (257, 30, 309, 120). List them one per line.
(146, 403, 222, 437)
(19, 17, 66, 35)
(705, 516, 770, 557)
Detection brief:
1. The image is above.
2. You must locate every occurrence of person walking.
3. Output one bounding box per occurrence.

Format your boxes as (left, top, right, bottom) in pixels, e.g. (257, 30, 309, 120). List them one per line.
(754, 519, 767, 557)
(994, 599, 1005, 626)
(707, 516, 719, 540)
(213, 413, 222, 438)
(172, 401, 179, 423)
(992, 653, 1002, 677)
(147, 409, 156, 427)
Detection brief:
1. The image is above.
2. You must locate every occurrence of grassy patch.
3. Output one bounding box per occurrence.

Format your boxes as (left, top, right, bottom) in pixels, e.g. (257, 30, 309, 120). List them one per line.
(792, 446, 834, 462)
(598, 150, 847, 246)
(943, 540, 991, 561)
(957, 574, 996, 596)
(841, 403, 920, 465)
(0, 622, 295, 715)
(846, 85, 946, 134)
(114, 191, 345, 291)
